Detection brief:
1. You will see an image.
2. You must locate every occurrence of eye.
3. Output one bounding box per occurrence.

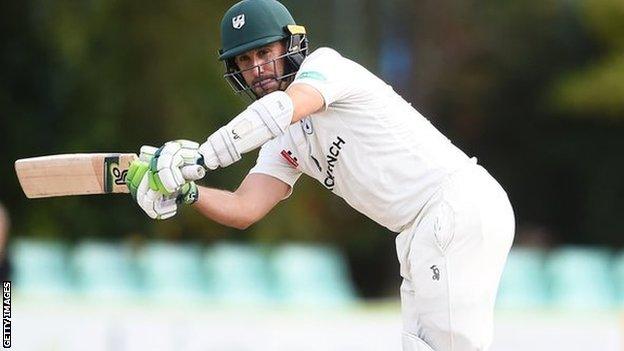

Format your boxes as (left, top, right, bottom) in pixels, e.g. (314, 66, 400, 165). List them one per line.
(235, 55, 251, 69)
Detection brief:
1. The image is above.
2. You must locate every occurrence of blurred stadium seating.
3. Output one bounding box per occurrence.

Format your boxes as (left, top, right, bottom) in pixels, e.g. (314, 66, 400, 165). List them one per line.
(612, 251, 624, 306)
(10, 238, 357, 307)
(271, 243, 356, 307)
(10, 239, 74, 298)
(546, 246, 615, 310)
(496, 247, 549, 309)
(497, 245, 620, 310)
(12, 238, 624, 310)
(137, 241, 209, 301)
(73, 241, 141, 300)
(206, 242, 274, 305)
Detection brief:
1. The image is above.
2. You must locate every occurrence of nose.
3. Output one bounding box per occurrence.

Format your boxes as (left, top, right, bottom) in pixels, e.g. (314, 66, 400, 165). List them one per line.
(252, 59, 267, 76)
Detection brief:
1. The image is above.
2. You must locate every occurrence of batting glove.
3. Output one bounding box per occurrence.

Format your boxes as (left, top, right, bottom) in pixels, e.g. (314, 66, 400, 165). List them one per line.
(127, 148, 199, 220)
(149, 140, 206, 194)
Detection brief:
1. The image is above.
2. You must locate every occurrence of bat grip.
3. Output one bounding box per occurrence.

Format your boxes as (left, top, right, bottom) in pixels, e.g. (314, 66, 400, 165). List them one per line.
(181, 165, 206, 181)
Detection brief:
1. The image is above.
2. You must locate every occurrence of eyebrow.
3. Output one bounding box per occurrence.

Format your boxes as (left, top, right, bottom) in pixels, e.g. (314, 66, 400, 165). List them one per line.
(236, 45, 273, 61)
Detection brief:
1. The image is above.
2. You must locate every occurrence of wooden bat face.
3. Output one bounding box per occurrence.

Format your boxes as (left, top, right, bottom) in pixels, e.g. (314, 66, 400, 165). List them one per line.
(14, 153, 138, 198)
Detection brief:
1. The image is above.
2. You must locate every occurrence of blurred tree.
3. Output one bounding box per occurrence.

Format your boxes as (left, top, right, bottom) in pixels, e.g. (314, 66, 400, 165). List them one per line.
(399, 0, 624, 245)
(546, 0, 624, 244)
(0, 0, 242, 241)
(552, 0, 624, 116)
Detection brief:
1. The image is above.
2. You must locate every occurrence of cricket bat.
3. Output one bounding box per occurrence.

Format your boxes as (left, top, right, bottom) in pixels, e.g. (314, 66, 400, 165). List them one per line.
(14, 153, 205, 199)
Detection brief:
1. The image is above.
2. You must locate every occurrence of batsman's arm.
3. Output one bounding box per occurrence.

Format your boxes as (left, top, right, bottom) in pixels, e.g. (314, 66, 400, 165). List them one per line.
(197, 84, 324, 170)
(192, 173, 290, 230)
(286, 82, 325, 122)
(151, 83, 324, 194)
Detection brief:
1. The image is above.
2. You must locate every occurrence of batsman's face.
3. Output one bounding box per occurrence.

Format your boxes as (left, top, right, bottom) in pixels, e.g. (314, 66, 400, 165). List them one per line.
(234, 41, 287, 97)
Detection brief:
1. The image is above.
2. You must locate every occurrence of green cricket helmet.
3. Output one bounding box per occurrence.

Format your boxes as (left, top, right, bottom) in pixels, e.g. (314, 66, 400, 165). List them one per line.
(219, 0, 309, 99)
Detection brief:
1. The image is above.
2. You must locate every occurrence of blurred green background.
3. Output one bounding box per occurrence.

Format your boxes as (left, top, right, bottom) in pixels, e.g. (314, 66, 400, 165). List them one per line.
(1, 0, 623, 299)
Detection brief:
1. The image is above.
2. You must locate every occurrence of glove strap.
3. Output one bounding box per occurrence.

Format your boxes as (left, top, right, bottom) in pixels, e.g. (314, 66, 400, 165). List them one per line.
(177, 182, 199, 205)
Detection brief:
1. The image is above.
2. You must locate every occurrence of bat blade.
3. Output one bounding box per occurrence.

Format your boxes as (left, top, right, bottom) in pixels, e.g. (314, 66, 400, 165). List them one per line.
(15, 153, 138, 198)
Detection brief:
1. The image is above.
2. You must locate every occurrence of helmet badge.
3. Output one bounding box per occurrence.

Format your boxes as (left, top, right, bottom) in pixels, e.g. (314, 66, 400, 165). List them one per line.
(232, 14, 245, 29)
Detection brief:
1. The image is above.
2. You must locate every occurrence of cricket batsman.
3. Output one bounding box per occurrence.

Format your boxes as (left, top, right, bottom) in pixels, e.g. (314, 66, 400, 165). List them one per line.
(127, 0, 515, 349)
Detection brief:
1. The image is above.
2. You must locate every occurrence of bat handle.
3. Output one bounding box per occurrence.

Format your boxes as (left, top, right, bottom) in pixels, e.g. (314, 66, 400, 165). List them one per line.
(181, 165, 206, 181)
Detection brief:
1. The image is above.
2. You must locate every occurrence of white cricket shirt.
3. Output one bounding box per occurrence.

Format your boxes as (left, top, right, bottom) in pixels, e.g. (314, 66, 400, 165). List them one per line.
(249, 48, 472, 233)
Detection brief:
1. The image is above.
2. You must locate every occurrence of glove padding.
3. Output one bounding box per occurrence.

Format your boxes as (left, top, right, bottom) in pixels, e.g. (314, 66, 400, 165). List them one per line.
(149, 140, 203, 194)
(127, 148, 199, 220)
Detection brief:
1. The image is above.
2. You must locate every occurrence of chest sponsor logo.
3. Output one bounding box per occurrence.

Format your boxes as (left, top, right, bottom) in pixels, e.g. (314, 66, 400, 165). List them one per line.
(323, 136, 346, 190)
(280, 149, 299, 168)
(232, 14, 245, 29)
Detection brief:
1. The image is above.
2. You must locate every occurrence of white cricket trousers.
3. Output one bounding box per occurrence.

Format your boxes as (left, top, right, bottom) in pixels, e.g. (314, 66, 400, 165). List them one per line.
(395, 163, 514, 351)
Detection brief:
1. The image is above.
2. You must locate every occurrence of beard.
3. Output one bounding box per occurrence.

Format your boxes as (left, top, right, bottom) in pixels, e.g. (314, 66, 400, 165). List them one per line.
(252, 76, 279, 97)
(251, 75, 293, 97)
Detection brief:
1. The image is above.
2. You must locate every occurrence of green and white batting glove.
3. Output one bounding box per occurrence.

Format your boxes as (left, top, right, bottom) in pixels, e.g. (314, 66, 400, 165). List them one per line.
(127, 145, 158, 198)
(127, 147, 199, 220)
(149, 140, 206, 194)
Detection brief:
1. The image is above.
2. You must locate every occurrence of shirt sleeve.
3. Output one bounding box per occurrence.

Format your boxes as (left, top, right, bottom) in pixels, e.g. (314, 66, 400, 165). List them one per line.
(290, 48, 354, 107)
(248, 137, 302, 199)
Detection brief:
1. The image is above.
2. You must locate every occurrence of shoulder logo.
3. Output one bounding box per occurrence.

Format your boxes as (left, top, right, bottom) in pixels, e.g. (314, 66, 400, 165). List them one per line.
(232, 14, 245, 29)
(297, 71, 326, 81)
